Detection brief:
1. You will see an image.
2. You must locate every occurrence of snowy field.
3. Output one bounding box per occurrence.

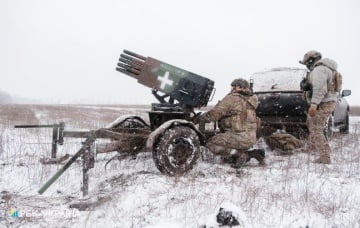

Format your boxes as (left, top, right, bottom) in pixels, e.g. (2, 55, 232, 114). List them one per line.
(0, 104, 359, 228)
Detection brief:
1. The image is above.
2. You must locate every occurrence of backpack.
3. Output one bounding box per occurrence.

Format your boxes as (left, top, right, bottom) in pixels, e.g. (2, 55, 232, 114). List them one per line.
(331, 70, 343, 92)
(265, 132, 304, 153)
(315, 62, 343, 93)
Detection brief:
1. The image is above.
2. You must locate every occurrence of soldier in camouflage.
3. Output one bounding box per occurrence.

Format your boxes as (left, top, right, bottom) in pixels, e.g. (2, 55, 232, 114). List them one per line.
(299, 50, 338, 164)
(193, 78, 264, 168)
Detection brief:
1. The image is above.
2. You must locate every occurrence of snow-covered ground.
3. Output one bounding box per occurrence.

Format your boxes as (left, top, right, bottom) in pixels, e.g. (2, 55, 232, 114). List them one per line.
(0, 105, 359, 228)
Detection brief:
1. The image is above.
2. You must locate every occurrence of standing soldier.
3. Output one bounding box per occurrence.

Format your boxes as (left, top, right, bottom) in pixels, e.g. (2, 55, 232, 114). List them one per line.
(299, 50, 339, 164)
(193, 78, 264, 168)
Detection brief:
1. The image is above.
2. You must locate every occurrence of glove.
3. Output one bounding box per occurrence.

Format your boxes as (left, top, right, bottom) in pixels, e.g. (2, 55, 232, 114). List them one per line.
(308, 104, 318, 117)
(192, 114, 202, 125)
(300, 78, 312, 91)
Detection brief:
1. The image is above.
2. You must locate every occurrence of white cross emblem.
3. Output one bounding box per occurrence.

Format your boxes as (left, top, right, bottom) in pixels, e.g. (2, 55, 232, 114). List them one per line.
(158, 71, 173, 90)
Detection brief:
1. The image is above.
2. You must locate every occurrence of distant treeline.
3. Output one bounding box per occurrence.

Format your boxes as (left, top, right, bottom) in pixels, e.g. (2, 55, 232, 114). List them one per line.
(350, 106, 360, 116)
(0, 89, 39, 104)
(0, 89, 12, 104)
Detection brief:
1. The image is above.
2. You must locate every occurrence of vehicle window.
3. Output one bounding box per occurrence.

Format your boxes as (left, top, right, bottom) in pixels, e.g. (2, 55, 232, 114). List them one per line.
(250, 68, 307, 92)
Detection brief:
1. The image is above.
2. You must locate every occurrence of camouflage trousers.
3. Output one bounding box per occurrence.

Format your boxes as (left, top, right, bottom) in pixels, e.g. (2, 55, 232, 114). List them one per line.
(206, 131, 256, 156)
(306, 101, 336, 161)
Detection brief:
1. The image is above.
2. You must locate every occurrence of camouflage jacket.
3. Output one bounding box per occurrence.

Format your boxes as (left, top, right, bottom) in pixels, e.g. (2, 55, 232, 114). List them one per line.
(309, 58, 339, 104)
(199, 92, 259, 133)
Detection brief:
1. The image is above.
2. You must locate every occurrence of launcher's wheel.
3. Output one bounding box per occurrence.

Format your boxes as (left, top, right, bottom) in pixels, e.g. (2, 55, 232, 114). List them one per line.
(153, 126, 200, 176)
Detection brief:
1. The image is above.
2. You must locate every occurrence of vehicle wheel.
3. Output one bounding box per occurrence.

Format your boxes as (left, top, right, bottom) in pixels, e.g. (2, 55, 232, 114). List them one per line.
(323, 114, 334, 141)
(339, 113, 349, 134)
(153, 126, 200, 176)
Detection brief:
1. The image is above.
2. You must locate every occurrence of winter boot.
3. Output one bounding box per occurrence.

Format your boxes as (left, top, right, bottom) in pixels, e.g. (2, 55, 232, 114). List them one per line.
(230, 151, 249, 169)
(247, 149, 266, 165)
(314, 149, 331, 164)
(223, 149, 248, 164)
(314, 155, 331, 164)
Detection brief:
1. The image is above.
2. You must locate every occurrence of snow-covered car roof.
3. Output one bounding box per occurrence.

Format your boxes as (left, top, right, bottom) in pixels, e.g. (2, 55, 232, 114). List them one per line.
(250, 67, 307, 92)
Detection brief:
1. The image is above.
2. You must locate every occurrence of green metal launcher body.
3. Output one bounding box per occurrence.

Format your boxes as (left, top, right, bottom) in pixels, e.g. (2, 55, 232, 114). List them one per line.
(116, 50, 214, 109)
(116, 50, 215, 129)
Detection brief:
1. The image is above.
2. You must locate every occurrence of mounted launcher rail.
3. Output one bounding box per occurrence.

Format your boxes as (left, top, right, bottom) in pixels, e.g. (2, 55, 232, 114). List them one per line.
(116, 49, 215, 108)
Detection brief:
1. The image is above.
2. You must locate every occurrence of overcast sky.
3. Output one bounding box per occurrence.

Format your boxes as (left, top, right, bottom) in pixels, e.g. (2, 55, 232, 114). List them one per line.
(1, 0, 359, 105)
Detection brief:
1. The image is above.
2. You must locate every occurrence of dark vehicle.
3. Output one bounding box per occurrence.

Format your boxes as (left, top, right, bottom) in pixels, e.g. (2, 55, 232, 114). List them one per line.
(250, 67, 351, 139)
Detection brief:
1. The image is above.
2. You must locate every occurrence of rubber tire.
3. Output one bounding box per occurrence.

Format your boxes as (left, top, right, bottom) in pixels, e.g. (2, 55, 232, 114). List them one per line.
(324, 114, 334, 141)
(339, 113, 349, 134)
(153, 126, 200, 176)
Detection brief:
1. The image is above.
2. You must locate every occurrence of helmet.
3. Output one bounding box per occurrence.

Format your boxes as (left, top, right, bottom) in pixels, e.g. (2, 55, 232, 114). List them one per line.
(231, 78, 250, 89)
(299, 50, 322, 69)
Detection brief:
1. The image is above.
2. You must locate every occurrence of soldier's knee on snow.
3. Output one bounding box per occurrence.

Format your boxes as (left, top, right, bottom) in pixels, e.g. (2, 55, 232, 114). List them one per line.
(206, 142, 231, 156)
